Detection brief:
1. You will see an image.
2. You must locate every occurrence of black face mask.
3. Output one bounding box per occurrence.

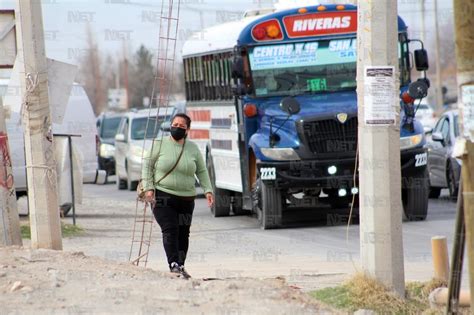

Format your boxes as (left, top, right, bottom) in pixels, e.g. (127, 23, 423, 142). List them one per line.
(170, 126, 187, 141)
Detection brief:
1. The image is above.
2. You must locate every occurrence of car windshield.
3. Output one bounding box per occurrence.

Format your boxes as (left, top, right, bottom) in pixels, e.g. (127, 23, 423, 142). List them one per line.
(100, 117, 122, 139)
(131, 116, 169, 140)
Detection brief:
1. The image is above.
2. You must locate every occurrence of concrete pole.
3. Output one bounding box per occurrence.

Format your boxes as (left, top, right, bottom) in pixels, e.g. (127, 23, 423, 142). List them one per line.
(357, 0, 405, 296)
(453, 0, 474, 307)
(15, 0, 62, 249)
(420, 0, 425, 45)
(433, 0, 444, 112)
(0, 97, 22, 246)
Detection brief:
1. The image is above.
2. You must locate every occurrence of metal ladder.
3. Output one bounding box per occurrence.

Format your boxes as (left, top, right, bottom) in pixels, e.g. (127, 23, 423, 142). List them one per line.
(129, 0, 181, 267)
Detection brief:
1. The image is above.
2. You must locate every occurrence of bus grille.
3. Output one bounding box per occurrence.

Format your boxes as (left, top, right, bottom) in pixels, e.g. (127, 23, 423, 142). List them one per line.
(303, 117, 358, 157)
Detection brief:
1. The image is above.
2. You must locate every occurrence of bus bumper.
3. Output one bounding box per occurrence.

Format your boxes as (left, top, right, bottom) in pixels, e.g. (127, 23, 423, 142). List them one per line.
(257, 147, 428, 189)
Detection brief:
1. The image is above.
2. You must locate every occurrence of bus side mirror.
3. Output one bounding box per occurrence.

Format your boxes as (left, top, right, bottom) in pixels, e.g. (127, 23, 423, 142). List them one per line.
(280, 97, 301, 116)
(232, 57, 244, 79)
(408, 78, 430, 99)
(414, 49, 429, 71)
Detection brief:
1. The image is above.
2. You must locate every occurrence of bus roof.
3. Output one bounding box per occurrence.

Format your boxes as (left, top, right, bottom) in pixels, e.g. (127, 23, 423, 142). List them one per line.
(238, 4, 407, 46)
(181, 15, 263, 58)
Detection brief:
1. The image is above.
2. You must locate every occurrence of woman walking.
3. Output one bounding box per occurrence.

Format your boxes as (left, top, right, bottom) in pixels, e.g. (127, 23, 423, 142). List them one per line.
(141, 113, 214, 279)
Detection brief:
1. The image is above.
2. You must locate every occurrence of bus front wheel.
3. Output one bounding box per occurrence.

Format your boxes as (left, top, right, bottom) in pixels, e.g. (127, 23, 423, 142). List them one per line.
(402, 168, 429, 221)
(255, 179, 283, 229)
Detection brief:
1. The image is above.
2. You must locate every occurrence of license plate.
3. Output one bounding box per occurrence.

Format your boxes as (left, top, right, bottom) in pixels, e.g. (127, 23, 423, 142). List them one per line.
(260, 167, 276, 180)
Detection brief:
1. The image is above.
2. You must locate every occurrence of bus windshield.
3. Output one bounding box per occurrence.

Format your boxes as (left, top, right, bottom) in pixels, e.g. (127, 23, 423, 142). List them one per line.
(249, 38, 357, 97)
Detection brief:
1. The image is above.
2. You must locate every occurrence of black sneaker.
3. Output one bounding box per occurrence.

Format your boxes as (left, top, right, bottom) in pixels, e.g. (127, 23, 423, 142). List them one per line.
(178, 265, 191, 279)
(169, 262, 180, 274)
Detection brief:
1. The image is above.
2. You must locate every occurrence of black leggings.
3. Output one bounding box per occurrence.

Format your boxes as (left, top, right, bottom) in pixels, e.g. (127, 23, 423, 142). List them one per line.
(153, 190, 195, 267)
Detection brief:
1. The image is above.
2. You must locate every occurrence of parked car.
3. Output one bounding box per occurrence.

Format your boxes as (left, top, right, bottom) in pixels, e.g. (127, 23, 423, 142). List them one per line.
(114, 107, 175, 191)
(426, 110, 461, 199)
(416, 100, 437, 133)
(96, 112, 124, 179)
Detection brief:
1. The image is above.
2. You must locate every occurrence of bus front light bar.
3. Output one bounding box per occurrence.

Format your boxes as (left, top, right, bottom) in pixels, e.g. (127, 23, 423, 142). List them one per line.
(260, 148, 301, 161)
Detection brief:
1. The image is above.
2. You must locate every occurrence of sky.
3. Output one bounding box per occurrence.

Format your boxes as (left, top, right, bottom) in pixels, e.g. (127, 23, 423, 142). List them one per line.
(0, 0, 454, 66)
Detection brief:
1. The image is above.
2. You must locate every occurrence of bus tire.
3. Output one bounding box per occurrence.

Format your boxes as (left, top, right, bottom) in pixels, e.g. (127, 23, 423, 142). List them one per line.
(260, 180, 283, 229)
(402, 168, 429, 221)
(207, 154, 231, 217)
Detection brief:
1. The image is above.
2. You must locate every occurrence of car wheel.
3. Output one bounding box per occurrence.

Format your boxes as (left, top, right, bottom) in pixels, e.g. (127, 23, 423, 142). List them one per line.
(207, 153, 231, 217)
(447, 163, 459, 200)
(127, 167, 138, 191)
(116, 165, 127, 190)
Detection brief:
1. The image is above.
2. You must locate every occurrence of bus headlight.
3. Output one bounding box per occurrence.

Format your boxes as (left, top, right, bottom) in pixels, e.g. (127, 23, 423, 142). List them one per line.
(100, 143, 115, 158)
(400, 134, 423, 150)
(260, 148, 300, 161)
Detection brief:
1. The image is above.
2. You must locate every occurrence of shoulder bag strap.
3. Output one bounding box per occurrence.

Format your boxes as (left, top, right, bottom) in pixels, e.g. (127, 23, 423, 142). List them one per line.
(156, 140, 186, 185)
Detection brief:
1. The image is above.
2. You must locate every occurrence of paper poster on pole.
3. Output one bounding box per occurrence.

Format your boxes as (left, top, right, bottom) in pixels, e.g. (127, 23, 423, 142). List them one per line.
(461, 84, 474, 142)
(364, 66, 396, 125)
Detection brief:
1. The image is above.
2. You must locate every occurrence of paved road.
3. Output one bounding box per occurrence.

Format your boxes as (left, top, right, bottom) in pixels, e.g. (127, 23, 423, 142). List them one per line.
(40, 180, 465, 291)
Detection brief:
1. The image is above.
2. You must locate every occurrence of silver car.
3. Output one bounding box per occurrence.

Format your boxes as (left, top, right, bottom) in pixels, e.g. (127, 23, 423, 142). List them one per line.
(415, 100, 437, 133)
(426, 110, 461, 199)
(114, 107, 175, 191)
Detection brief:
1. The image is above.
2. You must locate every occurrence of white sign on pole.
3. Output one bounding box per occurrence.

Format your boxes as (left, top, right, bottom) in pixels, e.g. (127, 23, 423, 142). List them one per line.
(461, 84, 474, 142)
(364, 66, 396, 125)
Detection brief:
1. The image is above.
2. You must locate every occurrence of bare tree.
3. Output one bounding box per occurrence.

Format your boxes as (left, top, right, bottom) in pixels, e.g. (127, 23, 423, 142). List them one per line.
(76, 25, 105, 115)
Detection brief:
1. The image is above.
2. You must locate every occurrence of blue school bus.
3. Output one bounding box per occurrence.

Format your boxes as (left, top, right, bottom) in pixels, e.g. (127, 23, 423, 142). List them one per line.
(182, 4, 430, 228)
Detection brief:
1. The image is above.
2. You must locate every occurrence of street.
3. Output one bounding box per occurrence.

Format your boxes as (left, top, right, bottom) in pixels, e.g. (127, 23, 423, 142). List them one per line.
(38, 180, 467, 292)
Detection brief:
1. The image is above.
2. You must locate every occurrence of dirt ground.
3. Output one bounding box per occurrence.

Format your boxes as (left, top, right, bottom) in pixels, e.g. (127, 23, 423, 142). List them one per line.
(0, 246, 335, 315)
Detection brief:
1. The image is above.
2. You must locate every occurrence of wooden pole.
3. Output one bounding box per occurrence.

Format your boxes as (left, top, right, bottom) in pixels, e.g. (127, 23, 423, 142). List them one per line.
(15, 0, 62, 249)
(431, 236, 449, 282)
(357, 0, 405, 296)
(453, 0, 474, 308)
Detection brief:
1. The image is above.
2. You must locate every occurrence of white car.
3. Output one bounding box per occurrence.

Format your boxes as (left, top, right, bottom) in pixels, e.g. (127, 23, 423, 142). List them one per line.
(415, 100, 437, 133)
(114, 107, 176, 191)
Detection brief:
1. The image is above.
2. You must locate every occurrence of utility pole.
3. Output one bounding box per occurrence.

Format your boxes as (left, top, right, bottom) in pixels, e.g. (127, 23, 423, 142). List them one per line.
(420, 0, 426, 45)
(453, 0, 474, 307)
(0, 97, 22, 246)
(433, 0, 444, 112)
(15, 0, 62, 249)
(357, 0, 405, 296)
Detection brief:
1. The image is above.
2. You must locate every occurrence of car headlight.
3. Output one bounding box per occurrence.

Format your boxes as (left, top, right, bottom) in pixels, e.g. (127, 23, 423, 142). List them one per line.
(260, 148, 300, 161)
(400, 134, 423, 150)
(99, 143, 115, 158)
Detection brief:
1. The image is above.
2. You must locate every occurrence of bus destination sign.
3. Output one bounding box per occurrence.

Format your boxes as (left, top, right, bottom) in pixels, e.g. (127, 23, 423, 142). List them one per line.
(283, 11, 357, 38)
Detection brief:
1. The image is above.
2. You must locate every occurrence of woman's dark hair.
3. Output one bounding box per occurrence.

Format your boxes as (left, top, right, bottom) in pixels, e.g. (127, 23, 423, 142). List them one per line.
(172, 113, 191, 129)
